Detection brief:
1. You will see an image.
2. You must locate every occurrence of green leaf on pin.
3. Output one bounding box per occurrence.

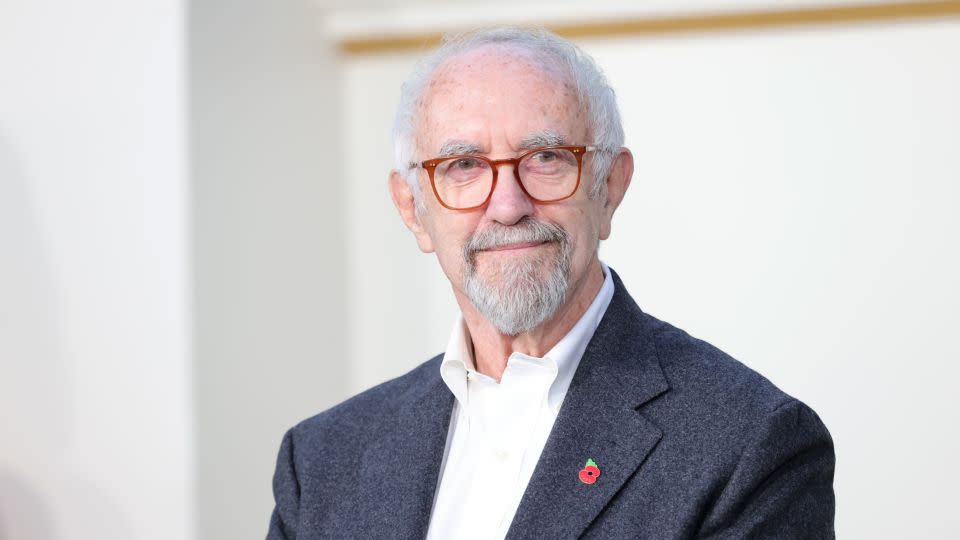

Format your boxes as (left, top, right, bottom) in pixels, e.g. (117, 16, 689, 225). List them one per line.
(586, 458, 597, 468)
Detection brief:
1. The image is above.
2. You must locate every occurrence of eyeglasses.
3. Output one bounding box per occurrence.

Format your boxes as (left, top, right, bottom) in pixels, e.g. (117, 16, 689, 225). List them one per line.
(410, 145, 598, 211)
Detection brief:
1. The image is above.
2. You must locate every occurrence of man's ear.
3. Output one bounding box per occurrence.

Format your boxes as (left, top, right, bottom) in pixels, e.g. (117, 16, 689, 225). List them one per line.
(599, 148, 634, 241)
(389, 170, 435, 253)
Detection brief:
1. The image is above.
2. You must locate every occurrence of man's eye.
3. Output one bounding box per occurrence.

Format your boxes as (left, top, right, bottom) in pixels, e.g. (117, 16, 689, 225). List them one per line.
(452, 158, 481, 169)
(531, 150, 559, 162)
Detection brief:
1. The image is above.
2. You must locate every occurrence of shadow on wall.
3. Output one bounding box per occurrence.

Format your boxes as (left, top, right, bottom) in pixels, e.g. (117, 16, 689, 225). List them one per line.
(0, 132, 63, 539)
(0, 135, 131, 539)
(0, 472, 55, 540)
(0, 133, 58, 537)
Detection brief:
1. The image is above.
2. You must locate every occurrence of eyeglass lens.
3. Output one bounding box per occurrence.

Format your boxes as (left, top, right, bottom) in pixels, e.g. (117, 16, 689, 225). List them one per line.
(434, 148, 580, 209)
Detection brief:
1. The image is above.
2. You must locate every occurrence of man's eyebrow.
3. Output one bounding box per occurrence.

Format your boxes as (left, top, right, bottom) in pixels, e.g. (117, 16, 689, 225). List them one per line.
(518, 131, 566, 150)
(438, 141, 484, 157)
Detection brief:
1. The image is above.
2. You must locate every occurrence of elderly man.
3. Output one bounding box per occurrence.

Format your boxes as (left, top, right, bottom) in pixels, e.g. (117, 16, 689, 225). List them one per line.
(268, 27, 834, 539)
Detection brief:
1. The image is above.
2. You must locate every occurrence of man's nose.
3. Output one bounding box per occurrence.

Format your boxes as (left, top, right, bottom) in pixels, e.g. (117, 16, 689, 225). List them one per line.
(484, 166, 535, 225)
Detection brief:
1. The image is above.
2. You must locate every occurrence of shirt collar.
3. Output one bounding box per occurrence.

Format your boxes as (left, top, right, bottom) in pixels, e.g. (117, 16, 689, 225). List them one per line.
(439, 315, 474, 409)
(440, 261, 615, 412)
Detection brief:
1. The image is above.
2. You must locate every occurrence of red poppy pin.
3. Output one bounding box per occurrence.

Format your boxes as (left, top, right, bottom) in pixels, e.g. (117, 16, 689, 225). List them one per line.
(579, 458, 601, 484)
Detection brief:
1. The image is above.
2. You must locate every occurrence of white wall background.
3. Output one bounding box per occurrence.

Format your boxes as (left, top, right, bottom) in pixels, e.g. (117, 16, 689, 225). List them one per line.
(0, 1, 192, 539)
(340, 17, 960, 539)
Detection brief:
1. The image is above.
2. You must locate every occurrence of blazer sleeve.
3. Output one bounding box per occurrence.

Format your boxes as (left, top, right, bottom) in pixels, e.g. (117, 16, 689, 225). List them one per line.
(697, 399, 836, 539)
(267, 428, 300, 540)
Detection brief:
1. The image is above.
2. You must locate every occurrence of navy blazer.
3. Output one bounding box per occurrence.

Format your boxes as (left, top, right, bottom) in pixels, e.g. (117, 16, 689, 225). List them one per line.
(268, 271, 835, 539)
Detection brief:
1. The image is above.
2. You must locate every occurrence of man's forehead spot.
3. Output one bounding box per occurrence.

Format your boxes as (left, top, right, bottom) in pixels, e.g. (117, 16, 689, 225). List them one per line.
(420, 70, 573, 120)
(414, 45, 588, 157)
(430, 45, 569, 90)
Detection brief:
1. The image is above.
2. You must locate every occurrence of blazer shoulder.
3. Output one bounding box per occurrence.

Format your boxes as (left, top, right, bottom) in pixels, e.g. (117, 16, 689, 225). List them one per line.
(640, 311, 808, 424)
(605, 271, 814, 427)
(289, 353, 445, 443)
(635, 311, 835, 523)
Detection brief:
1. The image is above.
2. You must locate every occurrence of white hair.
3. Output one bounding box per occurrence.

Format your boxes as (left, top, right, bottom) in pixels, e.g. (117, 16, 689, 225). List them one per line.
(392, 26, 625, 202)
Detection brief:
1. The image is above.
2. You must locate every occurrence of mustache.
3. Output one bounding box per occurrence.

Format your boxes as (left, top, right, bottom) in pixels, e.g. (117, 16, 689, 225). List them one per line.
(463, 217, 569, 256)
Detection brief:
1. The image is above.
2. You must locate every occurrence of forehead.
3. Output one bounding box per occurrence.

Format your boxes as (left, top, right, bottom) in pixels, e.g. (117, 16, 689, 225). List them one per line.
(415, 44, 588, 154)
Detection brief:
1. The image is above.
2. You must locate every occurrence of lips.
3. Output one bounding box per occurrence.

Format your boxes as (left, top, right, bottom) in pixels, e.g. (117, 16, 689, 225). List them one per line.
(482, 240, 548, 252)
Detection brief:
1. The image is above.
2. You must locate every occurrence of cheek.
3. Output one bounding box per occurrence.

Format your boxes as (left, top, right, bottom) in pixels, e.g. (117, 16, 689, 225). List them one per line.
(423, 214, 476, 266)
(570, 201, 601, 229)
(560, 206, 603, 258)
(437, 236, 466, 264)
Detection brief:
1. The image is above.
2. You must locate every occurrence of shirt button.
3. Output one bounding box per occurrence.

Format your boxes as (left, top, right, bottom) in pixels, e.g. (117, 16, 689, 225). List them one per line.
(495, 449, 509, 461)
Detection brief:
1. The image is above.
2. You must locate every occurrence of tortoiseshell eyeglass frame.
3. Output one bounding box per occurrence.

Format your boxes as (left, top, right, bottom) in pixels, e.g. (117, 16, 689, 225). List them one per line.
(409, 145, 599, 211)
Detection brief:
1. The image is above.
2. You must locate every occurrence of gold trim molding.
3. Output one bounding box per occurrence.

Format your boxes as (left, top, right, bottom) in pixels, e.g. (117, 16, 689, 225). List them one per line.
(339, 1, 960, 55)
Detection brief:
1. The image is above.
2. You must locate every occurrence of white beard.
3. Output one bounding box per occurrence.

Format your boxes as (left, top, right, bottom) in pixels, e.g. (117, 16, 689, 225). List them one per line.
(462, 218, 571, 336)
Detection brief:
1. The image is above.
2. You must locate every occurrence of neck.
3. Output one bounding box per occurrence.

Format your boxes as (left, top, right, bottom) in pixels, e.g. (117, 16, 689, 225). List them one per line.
(457, 258, 605, 382)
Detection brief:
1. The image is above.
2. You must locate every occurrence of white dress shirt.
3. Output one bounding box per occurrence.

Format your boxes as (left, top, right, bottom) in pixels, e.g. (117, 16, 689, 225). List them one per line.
(425, 262, 614, 540)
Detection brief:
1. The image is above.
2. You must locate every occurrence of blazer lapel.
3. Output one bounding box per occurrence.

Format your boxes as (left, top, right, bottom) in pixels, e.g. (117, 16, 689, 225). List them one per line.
(506, 275, 670, 539)
(356, 364, 454, 539)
